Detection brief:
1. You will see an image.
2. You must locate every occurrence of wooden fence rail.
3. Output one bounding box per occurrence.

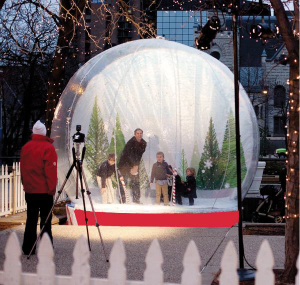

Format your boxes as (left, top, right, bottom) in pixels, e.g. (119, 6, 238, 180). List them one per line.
(0, 232, 298, 285)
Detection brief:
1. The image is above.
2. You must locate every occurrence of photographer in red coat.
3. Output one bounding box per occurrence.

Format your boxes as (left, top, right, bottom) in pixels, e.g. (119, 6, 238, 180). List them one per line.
(20, 120, 57, 255)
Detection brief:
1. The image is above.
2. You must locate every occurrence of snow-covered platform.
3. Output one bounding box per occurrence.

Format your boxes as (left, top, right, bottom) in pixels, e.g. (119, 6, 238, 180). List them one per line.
(66, 189, 239, 227)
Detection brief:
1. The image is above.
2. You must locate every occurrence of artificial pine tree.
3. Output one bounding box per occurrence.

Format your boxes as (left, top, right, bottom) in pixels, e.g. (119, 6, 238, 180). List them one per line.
(218, 110, 247, 188)
(179, 148, 188, 180)
(190, 140, 201, 175)
(108, 113, 126, 163)
(85, 97, 109, 185)
(108, 113, 126, 188)
(196, 118, 221, 189)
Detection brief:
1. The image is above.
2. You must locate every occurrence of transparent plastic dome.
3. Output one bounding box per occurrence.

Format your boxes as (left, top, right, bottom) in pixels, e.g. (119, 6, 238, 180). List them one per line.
(52, 39, 259, 212)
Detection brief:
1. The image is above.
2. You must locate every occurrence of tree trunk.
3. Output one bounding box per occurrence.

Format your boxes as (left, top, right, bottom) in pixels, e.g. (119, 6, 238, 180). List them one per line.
(269, 0, 299, 282)
(283, 65, 299, 283)
(21, 58, 37, 146)
(45, 0, 86, 136)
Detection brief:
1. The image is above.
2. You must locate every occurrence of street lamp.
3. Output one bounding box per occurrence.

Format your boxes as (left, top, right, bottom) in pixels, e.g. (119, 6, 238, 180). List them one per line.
(232, 1, 256, 281)
(262, 86, 269, 95)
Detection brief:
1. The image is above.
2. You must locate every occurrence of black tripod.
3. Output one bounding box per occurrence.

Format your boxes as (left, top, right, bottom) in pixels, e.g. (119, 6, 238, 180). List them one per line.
(27, 129, 109, 262)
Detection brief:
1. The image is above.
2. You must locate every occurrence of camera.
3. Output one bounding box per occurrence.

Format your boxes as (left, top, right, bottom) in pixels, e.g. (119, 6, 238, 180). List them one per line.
(72, 125, 85, 143)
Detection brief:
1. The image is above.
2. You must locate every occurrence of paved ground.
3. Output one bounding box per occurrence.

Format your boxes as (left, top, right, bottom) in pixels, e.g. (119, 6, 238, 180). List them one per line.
(0, 224, 285, 285)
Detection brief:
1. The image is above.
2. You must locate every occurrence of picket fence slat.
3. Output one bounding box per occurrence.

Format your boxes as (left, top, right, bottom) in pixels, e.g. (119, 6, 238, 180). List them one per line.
(181, 240, 201, 285)
(219, 240, 238, 285)
(14, 162, 26, 213)
(3, 232, 22, 285)
(12, 163, 16, 213)
(255, 239, 274, 285)
(8, 173, 13, 214)
(1, 232, 300, 285)
(72, 235, 91, 285)
(144, 238, 164, 285)
(108, 238, 126, 285)
(37, 234, 55, 285)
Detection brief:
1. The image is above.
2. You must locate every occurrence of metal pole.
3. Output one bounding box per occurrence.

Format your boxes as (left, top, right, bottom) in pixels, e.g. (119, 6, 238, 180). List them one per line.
(232, 0, 244, 269)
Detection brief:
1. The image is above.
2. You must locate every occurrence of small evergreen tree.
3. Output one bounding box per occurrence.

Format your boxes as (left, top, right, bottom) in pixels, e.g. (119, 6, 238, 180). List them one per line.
(179, 148, 188, 180)
(108, 113, 126, 188)
(218, 110, 247, 189)
(196, 118, 221, 189)
(85, 97, 109, 185)
(108, 113, 126, 163)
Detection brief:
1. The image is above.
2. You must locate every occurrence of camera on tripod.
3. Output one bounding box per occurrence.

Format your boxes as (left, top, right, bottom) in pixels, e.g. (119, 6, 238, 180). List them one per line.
(72, 125, 85, 143)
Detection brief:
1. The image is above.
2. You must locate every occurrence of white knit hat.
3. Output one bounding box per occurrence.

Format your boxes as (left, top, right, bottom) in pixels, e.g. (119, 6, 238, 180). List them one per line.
(32, 120, 46, 136)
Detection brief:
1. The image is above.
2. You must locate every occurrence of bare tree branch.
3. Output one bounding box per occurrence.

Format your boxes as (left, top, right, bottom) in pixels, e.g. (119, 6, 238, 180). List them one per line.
(269, 0, 299, 60)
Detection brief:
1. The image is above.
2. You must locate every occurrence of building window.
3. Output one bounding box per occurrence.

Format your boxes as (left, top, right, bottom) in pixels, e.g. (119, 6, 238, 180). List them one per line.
(274, 85, 286, 107)
(274, 116, 285, 135)
(210, 51, 220, 60)
(156, 11, 207, 47)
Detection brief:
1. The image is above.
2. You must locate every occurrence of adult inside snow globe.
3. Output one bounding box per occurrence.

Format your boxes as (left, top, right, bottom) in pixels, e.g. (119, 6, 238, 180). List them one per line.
(118, 128, 147, 204)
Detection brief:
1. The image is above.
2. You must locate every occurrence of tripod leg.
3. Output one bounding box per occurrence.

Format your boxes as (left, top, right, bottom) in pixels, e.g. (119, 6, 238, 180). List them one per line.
(82, 169, 109, 262)
(76, 160, 91, 251)
(75, 165, 79, 199)
(27, 163, 75, 259)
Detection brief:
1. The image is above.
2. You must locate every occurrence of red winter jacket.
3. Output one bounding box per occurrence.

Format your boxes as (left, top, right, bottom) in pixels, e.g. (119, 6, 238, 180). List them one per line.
(20, 134, 58, 195)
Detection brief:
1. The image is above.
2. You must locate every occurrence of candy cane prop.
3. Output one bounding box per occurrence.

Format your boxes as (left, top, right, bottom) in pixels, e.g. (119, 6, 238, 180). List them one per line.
(172, 169, 177, 206)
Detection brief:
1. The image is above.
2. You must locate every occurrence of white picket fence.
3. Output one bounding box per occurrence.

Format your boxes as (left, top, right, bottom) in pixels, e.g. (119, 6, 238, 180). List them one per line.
(0, 163, 67, 217)
(0, 232, 299, 285)
(0, 163, 26, 216)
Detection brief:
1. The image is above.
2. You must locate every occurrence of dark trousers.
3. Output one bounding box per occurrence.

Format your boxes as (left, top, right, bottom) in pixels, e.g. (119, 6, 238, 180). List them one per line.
(22, 193, 54, 254)
(119, 170, 140, 203)
(168, 186, 172, 201)
(188, 196, 194, 206)
(176, 193, 183, 205)
(175, 192, 194, 205)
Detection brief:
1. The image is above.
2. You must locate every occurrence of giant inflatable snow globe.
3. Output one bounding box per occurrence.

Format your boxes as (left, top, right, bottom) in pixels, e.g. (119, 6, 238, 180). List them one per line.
(52, 39, 259, 226)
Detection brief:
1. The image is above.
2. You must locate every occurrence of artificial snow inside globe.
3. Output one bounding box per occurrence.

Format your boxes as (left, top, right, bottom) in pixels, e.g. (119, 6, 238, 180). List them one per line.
(52, 39, 259, 226)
